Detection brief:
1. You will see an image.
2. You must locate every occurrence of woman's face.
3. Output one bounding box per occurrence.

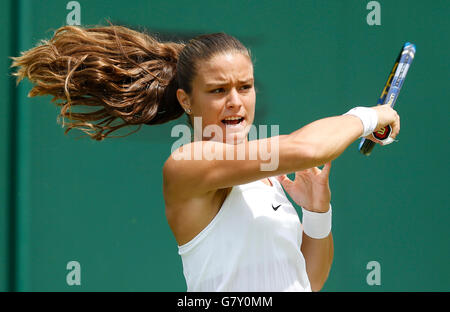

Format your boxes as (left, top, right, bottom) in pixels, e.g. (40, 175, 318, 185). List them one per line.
(177, 52, 256, 144)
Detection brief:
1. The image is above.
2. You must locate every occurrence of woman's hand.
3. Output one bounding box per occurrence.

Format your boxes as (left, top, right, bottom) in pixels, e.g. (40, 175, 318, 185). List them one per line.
(367, 104, 400, 144)
(276, 162, 332, 213)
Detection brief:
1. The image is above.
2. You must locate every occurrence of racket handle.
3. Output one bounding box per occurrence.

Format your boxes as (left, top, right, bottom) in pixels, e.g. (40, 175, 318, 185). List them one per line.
(359, 124, 393, 155)
(359, 138, 375, 156)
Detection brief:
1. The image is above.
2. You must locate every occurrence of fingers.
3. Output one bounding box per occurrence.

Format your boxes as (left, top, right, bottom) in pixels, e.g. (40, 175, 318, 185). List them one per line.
(296, 163, 331, 177)
(309, 167, 320, 175)
(365, 136, 383, 144)
(366, 106, 401, 145)
(321, 162, 332, 177)
(311, 162, 332, 175)
(276, 174, 293, 188)
(372, 104, 399, 132)
(380, 113, 400, 145)
(390, 112, 400, 139)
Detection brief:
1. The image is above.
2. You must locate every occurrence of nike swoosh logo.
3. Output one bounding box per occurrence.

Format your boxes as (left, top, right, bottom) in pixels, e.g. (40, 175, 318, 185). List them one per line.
(272, 204, 281, 211)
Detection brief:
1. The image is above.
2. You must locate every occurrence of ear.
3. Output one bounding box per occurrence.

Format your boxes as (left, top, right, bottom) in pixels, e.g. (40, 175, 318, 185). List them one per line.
(176, 89, 191, 113)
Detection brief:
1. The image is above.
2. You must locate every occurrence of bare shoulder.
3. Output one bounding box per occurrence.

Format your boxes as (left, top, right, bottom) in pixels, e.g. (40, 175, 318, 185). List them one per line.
(162, 142, 206, 200)
(162, 146, 232, 245)
(164, 182, 231, 246)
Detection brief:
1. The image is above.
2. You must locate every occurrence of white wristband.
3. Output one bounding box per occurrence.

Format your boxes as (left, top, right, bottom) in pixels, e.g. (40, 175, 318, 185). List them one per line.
(301, 205, 332, 239)
(344, 107, 378, 137)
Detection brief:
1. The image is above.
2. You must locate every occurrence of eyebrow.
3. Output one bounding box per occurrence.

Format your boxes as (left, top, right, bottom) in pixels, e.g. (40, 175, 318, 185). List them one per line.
(205, 78, 254, 88)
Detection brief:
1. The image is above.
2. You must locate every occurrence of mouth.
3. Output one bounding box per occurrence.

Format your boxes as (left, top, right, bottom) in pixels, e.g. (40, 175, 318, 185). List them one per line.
(221, 116, 244, 126)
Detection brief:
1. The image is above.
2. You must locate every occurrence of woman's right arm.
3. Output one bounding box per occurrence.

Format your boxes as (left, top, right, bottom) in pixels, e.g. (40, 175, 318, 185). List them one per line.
(163, 104, 399, 200)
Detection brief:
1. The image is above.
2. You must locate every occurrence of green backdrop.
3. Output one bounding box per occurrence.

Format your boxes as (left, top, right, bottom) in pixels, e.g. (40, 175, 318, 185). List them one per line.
(1, 0, 449, 291)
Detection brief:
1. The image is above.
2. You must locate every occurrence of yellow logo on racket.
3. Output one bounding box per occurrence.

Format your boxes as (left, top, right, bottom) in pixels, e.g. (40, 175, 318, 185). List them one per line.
(373, 125, 391, 140)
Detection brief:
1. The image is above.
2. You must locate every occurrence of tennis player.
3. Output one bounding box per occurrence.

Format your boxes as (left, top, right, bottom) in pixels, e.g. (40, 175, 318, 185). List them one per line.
(11, 25, 400, 292)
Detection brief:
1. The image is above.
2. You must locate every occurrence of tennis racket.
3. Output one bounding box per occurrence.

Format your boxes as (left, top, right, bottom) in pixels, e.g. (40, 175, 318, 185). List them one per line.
(359, 42, 416, 156)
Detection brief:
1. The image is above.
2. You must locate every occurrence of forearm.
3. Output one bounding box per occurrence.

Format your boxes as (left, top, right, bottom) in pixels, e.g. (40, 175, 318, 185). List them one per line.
(288, 114, 363, 167)
(165, 114, 364, 197)
(301, 232, 334, 292)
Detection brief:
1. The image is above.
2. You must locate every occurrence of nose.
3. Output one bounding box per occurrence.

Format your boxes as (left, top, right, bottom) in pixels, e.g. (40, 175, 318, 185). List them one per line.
(226, 87, 243, 109)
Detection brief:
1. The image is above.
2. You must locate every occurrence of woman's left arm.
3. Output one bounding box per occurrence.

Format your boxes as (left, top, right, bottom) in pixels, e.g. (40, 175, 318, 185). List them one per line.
(276, 162, 334, 291)
(300, 224, 334, 291)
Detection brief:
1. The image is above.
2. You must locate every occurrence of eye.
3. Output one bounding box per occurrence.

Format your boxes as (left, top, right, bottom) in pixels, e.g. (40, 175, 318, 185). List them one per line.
(240, 84, 253, 90)
(211, 88, 225, 94)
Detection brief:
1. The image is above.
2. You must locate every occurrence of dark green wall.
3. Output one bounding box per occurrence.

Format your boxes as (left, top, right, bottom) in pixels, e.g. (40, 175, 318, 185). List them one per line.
(0, 0, 13, 293)
(2, 0, 449, 291)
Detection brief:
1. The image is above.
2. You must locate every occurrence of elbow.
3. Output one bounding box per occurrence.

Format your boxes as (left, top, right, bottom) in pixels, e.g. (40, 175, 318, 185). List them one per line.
(310, 280, 325, 292)
(309, 270, 331, 292)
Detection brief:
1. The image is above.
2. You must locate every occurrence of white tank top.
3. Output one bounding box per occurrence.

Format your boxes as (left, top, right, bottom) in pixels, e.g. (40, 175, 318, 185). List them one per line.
(177, 177, 311, 292)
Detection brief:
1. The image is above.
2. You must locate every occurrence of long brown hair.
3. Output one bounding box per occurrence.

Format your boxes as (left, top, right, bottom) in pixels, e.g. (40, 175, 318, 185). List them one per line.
(10, 23, 251, 141)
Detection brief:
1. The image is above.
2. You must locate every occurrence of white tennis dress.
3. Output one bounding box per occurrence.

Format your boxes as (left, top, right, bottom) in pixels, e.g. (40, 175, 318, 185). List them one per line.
(177, 177, 311, 292)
